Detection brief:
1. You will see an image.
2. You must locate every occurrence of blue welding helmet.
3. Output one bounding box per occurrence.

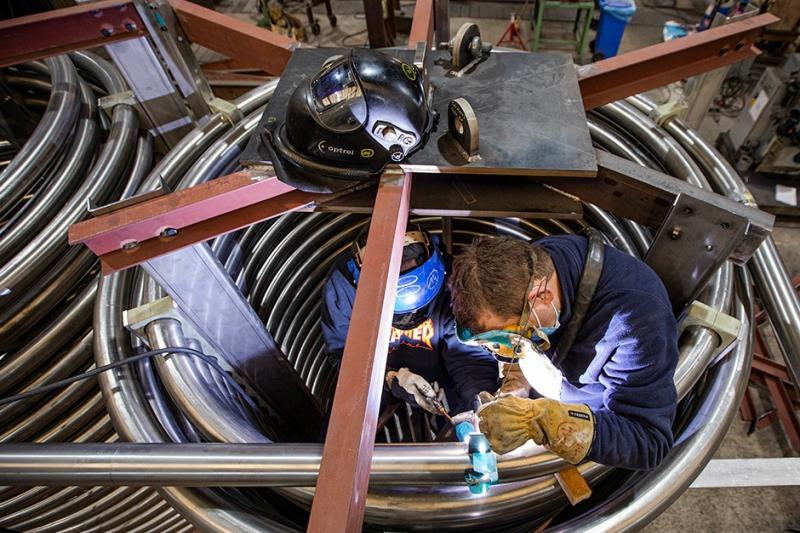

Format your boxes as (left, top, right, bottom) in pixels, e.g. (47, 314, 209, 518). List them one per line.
(347, 227, 446, 329)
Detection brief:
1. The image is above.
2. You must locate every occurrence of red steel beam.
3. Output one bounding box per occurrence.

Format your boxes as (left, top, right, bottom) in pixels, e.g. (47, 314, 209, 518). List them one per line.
(307, 171, 412, 533)
(578, 13, 779, 110)
(764, 376, 800, 451)
(169, 0, 294, 75)
(408, 0, 435, 49)
(0, 0, 146, 68)
(68, 170, 320, 273)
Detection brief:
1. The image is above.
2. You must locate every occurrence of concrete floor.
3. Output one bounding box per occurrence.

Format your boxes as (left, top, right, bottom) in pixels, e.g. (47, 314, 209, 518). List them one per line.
(213, 1, 800, 530)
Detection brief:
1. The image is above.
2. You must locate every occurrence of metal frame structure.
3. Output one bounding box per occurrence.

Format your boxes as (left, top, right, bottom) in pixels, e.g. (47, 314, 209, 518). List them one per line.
(0, 1, 784, 531)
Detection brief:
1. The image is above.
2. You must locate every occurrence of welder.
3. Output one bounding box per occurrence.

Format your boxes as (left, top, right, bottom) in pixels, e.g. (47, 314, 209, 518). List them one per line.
(448, 230, 678, 470)
(320, 223, 499, 426)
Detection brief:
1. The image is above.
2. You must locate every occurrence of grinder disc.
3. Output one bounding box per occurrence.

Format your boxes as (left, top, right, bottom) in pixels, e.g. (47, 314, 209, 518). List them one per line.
(451, 23, 481, 70)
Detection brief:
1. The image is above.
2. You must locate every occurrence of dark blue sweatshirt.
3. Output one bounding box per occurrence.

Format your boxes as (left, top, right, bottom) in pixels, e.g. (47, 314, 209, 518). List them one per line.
(537, 235, 678, 470)
(320, 257, 500, 414)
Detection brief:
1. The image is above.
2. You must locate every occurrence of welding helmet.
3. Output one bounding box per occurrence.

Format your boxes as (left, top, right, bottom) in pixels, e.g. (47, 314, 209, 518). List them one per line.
(265, 49, 433, 193)
(347, 226, 446, 330)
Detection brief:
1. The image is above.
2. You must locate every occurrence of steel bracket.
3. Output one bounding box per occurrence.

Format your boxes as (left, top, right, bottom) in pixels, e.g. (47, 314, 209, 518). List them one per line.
(123, 296, 230, 371)
(681, 300, 742, 363)
(645, 192, 748, 313)
(208, 97, 244, 125)
(98, 90, 138, 113)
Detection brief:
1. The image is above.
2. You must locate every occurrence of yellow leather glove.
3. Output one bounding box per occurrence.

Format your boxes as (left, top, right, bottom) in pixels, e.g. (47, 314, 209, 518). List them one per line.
(477, 395, 595, 464)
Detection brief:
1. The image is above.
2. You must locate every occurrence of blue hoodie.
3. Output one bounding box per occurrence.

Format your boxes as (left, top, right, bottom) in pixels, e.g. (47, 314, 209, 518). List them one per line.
(320, 256, 500, 414)
(538, 234, 678, 470)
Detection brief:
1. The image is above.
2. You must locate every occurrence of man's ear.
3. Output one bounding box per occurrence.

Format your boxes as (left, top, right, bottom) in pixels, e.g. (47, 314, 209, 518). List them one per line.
(527, 281, 553, 306)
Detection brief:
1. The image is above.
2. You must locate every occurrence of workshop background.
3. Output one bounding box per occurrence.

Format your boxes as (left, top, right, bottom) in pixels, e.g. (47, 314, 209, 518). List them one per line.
(267, 3, 800, 531)
(1, 0, 800, 532)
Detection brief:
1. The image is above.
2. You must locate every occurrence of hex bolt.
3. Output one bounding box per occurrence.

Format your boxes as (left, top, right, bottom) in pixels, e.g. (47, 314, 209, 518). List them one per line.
(669, 227, 681, 240)
(705, 244, 714, 251)
(101, 26, 114, 37)
(720, 222, 731, 230)
(122, 241, 139, 250)
(160, 227, 178, 238)
(124, 21, 137, 31)
(683, 207, 693, 215)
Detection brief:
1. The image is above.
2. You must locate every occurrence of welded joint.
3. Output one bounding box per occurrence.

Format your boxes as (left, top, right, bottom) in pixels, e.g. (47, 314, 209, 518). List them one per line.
(208, 97, 244, 126)
(680, 301, 742, 363)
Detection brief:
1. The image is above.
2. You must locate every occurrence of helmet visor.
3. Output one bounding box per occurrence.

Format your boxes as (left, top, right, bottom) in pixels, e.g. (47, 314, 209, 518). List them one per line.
(312, 60, 363, 112)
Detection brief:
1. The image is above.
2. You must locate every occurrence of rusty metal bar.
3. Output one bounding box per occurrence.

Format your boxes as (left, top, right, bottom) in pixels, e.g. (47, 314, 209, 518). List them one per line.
(577, 13, 779, 110)
(0, 0, 146, 68)
(307, 171, 412, 533)
(408, 0, 435, 49)
(764, 376, 800, 451)
(545, 149, 774, 263)
(363, 0, 395, 48)
(169, 0, 294, 75)
(434, 0, 451, 45)
(68, 170, 321, 273)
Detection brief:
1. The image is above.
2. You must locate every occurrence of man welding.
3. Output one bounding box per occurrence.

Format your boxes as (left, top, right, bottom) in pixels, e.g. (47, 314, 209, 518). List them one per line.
(448, 230, 678, 470)
(321, 222, 499, 429)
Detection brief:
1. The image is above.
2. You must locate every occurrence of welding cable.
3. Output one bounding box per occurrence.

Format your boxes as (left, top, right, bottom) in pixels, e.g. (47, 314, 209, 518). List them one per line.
(0, 347, 259, 414)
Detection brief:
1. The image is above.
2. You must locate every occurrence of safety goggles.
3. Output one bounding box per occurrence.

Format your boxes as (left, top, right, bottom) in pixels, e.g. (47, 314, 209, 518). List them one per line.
(455, 323, 549, 363)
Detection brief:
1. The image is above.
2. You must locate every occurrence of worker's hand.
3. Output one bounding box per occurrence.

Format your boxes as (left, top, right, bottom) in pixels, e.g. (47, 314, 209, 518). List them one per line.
(451, 410, 478, 428)
(477, 396, 595, 463)
(386, 368, 438, 414)
(496, 363, 532, 398)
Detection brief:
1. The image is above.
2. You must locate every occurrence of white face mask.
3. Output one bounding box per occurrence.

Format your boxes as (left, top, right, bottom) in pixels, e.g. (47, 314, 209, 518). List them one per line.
(516, 341, 564, 400)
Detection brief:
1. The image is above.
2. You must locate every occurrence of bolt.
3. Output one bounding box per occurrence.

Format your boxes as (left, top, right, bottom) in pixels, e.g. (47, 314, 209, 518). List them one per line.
(122, 241, 139, 250)
(177, 35, 184, 42)
(101, 26, 114, 37)
(91, 9, 102, 18)
(682, 207, 693, 215)
(160, 227, 178, 238)
(705, 244, 714, 251)
(721, 222, 731, 230)
(669, 227, 681, 240)
(124, 21, 137, 31)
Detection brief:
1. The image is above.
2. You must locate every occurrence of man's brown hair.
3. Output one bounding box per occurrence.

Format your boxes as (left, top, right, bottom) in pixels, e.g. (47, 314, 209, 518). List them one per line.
(449, 236, 554, 332)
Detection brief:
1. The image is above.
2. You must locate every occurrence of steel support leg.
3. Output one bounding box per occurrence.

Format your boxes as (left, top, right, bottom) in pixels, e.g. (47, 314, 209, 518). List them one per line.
(307, 171, 412, 533)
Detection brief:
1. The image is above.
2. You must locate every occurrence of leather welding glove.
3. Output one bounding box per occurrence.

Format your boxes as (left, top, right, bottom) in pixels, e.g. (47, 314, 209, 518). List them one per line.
(385, 368, 438, 414)
(497, 363, 532, 398)
(477, 395, 595, 464)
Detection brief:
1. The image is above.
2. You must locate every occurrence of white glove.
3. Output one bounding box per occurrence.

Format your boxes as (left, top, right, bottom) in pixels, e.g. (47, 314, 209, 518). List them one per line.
(386, 368, 438, 414)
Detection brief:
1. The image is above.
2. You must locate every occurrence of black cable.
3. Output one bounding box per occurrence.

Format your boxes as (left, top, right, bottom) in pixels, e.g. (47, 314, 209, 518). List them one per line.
(0, 347, 260, 415)
(341, 28, 368, 47)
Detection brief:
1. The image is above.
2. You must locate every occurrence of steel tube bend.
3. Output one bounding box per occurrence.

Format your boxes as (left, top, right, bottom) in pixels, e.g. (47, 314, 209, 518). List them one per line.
(1, 55, 770, 531)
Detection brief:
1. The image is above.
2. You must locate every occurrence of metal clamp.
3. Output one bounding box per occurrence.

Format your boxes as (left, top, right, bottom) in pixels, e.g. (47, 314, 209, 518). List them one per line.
(680, 300, 742, 363)
(455, 421, 498, 495)
(98, 89, 137, 113)
(648, 100, 689, 126)
(209, 97, 244, 126)
(123, 296, 232, 373)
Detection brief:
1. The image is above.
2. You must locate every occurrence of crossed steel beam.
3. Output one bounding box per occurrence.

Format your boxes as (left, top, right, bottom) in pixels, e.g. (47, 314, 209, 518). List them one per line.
(0, 1, 780, 531)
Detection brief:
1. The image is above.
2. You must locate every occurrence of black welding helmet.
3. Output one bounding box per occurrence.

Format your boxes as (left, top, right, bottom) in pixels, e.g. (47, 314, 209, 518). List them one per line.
(346, 225, 446, 330)
(264, 49, 433, 192)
